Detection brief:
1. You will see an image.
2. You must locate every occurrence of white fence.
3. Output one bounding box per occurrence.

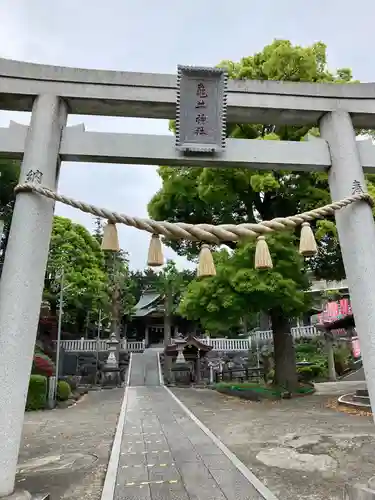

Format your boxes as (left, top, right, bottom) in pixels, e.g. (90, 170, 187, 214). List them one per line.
(56, 339, 145, 353)
(57, 325, 318, 353)
(203, 325, 318, 351)
(253, 325, 317, 343)
(201, 337, 250, 351)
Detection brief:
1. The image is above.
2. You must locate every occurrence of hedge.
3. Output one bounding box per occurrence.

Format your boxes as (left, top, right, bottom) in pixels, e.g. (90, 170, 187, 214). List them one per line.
(26, 375, 47, 411)
(57, 380, 71, 401)
(297, 364, 326, 381)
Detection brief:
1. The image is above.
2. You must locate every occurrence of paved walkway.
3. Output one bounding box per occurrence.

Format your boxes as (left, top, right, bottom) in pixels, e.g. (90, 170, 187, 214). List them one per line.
(18, 388, 123, 499)
(112, 351, 268, 500)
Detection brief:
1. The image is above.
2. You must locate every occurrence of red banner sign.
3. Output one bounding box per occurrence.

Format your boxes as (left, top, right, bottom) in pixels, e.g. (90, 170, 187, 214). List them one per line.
(318, 299, 352, 324)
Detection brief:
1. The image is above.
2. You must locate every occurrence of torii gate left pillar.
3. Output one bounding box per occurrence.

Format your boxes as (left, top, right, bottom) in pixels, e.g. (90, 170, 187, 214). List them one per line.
(0, 94, 67, 497)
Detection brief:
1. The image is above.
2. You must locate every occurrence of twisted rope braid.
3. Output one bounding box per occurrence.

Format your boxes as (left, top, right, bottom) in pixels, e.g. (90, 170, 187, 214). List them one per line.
(14, 183, 373, 244)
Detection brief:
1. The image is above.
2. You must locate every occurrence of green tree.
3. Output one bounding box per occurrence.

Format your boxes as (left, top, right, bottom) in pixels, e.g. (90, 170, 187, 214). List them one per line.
(179, 234, 310, 388)
(91, 216, 136, 336)
(105, 250, 136, 338)
(92, 216, 104, 244)
(178, 250, 247, 335)
(0, 159, 20, 274)
(129, 268, 160, 302)
(150, 260, 194, 382)
(148, 39, 366, 389)
(45, 216, 109, 333)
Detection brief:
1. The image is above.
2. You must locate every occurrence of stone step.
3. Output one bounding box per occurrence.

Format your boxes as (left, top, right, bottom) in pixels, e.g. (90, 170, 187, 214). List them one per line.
(353, 394, 371, 404)
(356, 389, 369, 397)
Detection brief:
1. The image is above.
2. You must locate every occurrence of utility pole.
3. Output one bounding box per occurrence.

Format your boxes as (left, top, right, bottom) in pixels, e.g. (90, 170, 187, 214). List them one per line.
(96, 308, 102, 383)
(53, 268, 64, 400)
(163, 283, 173, 384)
(109, 254, 122, 362)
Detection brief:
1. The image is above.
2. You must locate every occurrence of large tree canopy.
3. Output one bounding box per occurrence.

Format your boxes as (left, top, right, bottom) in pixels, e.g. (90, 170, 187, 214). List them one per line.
(92, 217, 136, 328)
(44, 216, 135, 334)
(148, 39, 371, 389)
(148, 40, 372, 279)
(179, 234, 311, 387)
(45, 216, 108, 332)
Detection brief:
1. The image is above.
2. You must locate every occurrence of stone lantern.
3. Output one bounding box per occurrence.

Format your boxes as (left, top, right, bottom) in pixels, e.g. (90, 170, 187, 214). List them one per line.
(105, 332, 119, 369)
(175, 338, 186, 364)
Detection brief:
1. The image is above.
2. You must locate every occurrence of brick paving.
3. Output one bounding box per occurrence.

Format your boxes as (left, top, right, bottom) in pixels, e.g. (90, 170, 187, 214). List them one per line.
(114, 352, 265, 500)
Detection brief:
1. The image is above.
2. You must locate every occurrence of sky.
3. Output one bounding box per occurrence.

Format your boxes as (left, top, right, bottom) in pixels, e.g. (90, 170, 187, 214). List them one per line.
(0, 0, 374, 270)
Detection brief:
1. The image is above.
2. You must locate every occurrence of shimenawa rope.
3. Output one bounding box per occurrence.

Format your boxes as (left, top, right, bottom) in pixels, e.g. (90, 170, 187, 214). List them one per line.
(14, 182, 372, 244)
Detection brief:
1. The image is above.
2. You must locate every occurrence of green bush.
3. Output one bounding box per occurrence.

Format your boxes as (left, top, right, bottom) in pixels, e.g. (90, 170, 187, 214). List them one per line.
(26, 375, 47, 411)
(297, 364, 325, 381)
(214, 381, 315, 399)
(61, 376, 78, 392)
(334, 345, 351, 375)
(295, 343, 317, 355)
(57, 380, 71, 401)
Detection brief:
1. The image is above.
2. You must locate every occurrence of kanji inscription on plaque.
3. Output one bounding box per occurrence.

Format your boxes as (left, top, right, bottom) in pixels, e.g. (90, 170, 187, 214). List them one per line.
(175, 65, 228, 154)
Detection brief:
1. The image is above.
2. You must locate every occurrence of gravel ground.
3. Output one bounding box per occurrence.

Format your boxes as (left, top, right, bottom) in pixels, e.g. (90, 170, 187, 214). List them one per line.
(16, 388, 124, 500)
(171, 387, 375, 500)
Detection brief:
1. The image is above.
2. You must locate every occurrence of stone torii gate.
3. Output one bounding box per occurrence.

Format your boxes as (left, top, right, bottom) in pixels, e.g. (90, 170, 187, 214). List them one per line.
(1, 59, 375, 498)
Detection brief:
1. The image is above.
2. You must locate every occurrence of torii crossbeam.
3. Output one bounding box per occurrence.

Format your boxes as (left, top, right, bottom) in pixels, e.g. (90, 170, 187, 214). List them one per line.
(0, 59, 375, 498)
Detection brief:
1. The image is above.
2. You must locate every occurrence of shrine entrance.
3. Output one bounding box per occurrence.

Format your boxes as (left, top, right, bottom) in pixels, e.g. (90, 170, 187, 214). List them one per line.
(1, 59, 375, 498)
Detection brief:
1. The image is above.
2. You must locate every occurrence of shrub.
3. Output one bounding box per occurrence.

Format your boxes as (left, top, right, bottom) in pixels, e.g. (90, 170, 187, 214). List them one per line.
(297, 364, 325, 381)
(334, 345, 351, 375)
(32, 347, 55, 377)
(57, 380, 71, 401)
(295, 343, 317, 355)
(60, 375, 79, 392)
(214, 381, 315, 400)
(26, 375, 47, 411)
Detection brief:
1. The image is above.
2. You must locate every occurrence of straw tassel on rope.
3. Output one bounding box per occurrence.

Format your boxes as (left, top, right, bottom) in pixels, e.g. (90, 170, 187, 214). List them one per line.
(15, 183, 372, 271)
(299, 222, 318, 257)
(101, 220, 120, 251)
(197, 244, 216, 277)
(147, 234, 164, 267)
(254, 236, 273, 270)
(15, 183, 372, 245)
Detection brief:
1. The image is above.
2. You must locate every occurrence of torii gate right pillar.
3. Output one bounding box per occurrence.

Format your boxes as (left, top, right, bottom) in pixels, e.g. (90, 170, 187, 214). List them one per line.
(320, 110, 375, 419)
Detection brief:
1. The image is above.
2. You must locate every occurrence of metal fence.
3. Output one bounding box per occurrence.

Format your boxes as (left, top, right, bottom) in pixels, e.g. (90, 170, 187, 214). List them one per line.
(214, 367, 264, 384)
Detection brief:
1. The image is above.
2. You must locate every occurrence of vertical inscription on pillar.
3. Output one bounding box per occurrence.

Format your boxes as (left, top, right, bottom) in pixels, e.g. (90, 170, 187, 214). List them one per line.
(175, 65, 227, 154)
(352, 179, 364, 194)
(25, 169, 43, 184)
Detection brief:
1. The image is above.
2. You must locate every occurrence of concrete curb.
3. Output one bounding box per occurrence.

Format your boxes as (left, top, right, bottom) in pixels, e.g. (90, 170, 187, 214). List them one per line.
(157, 352, 164, 385)
(100, 353, 132, 500)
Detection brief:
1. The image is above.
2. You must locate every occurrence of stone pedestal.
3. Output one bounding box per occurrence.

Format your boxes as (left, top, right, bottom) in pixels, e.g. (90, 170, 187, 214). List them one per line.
(101, 333, 121, 387)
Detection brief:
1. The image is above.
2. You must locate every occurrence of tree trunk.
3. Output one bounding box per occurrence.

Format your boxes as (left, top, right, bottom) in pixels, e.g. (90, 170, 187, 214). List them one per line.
(270, 307, 299, 391)
(325, 333, 336, 381)
(242, 316, 248, 336)
(111, 281, 121, 338)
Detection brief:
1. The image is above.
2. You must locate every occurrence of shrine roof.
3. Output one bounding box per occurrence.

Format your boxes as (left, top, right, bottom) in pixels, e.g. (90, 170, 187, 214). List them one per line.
(133, 291, 162, 317)
(165, 335, 213, 353)
(317, 314, 355, 331)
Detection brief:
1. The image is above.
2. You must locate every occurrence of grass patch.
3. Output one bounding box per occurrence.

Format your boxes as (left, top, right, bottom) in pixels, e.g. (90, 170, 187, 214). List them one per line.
(214, 381, 315, 400)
